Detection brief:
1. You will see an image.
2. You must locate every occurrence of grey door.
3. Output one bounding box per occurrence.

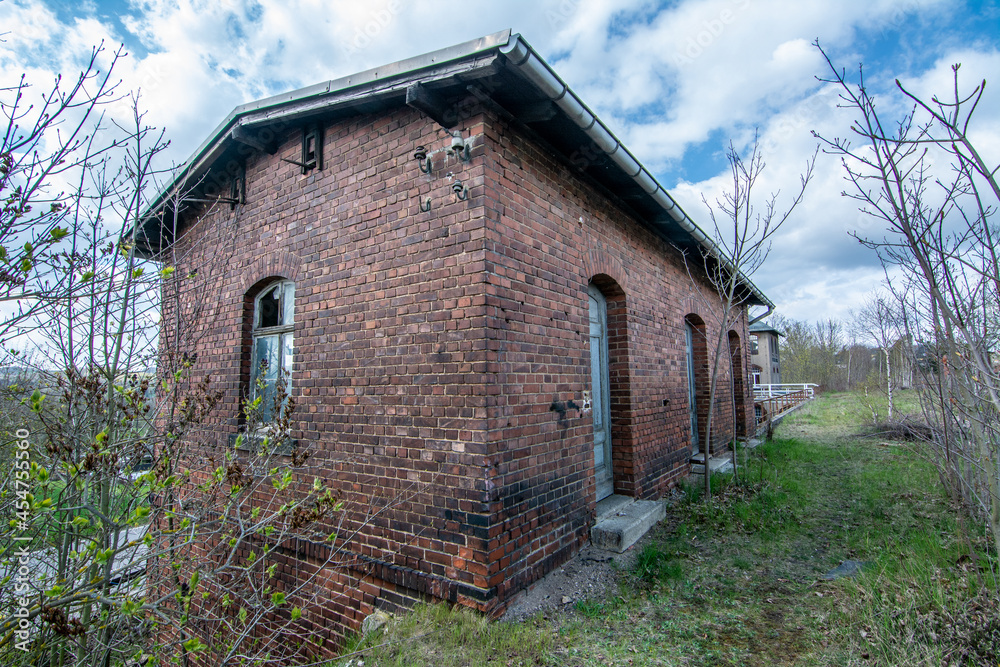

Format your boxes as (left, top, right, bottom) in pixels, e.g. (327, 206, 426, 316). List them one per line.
(686, 322, 700, 455)
(589, 285, 614, 500)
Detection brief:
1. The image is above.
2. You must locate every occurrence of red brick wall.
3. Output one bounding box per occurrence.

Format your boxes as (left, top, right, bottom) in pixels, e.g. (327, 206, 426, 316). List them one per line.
(478, 109, 748, 601)
(163, 98, 752, 647)
(165, 105, 498, 649)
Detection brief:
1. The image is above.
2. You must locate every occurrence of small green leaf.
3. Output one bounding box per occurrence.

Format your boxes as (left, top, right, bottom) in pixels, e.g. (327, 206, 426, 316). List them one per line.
(291, 606, 302, 621)
(121, 598, 140, 617)
(271, 591, 285, 606)
(182, 638, 207, 653)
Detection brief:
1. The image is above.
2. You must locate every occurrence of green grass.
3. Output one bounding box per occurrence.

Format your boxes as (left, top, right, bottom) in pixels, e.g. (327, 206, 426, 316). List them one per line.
(329, 603, 555, 667)
(325, 391, 998, 666)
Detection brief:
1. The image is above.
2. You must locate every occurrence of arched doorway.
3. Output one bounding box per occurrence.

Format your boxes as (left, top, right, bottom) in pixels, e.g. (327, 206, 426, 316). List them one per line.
(684, 315, 708, 456)
(728, 330, 747, 438)
(588, 284, 613, 500)
(588, 276, 633, 500)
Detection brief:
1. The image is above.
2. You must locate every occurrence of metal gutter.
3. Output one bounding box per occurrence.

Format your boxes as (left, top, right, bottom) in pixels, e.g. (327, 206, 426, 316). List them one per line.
(748, 305, 774, 326)
(499, 35, 772, 309)
(138, 29, 771, 310)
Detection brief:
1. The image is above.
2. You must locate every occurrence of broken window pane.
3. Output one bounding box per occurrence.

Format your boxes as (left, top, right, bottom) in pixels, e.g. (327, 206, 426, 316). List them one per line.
(259, 285, 281, 328)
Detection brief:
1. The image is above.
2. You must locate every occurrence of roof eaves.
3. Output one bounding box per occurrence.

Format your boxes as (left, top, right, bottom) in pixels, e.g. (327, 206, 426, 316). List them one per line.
(136, 30, 772, 310)
(136, 30, 514, 251)
(499, 34, 771, 309)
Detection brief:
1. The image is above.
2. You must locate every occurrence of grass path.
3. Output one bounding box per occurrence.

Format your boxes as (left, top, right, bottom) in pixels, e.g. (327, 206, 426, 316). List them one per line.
(334, 392, 998, 666)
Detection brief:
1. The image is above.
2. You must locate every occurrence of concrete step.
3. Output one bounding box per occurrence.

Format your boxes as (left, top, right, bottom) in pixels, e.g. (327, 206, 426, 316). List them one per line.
(690, 454, 734, 476)
(595, 493, 633, 521)
(591, 495, 665, 553)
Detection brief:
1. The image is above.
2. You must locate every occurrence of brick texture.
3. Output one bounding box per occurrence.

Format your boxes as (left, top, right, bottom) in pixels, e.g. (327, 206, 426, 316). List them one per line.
(164, 99, 756, 652)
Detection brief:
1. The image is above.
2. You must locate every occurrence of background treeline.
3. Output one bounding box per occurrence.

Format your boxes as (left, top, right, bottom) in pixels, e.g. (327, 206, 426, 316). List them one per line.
(763, 315, 912, 394)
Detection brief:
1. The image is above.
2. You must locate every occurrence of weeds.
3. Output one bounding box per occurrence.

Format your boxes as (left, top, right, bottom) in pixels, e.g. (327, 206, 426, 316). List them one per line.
(323, 392, 997, 666)
(633, 544, 684, 584)
(329, 603, 554, 667)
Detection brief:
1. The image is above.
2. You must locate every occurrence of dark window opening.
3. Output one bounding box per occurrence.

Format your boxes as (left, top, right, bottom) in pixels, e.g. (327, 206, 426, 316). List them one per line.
(229, 165, 246, 209)
(301, 125, 323, 174)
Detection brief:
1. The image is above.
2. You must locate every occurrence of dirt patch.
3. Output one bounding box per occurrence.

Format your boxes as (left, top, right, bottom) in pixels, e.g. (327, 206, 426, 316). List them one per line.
(500, 543, 631, 621)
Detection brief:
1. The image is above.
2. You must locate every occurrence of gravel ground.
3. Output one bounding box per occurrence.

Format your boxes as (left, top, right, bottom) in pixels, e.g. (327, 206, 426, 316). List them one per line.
(500, 543, 633, 621)
(500, 487, 688, 621)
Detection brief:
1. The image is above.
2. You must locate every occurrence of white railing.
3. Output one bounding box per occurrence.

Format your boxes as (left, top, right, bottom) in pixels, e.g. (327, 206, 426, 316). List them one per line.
(753, 383, 818, 400)
(752, 383, 817, 425)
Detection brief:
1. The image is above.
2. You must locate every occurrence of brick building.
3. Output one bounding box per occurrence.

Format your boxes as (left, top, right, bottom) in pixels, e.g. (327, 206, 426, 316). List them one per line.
(137, 30, 768, 649)
(749, 321, 783, 385)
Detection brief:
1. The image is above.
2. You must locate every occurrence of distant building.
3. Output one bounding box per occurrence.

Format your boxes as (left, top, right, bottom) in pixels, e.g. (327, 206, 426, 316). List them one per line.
(749, 322, 782, 385)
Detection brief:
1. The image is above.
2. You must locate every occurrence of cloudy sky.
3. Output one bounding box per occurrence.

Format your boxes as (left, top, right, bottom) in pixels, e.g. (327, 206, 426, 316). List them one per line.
(1, 0, 998, 323)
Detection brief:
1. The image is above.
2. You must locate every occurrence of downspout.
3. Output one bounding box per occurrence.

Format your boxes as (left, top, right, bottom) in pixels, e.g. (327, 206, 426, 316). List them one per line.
(748, 304, 773, 326)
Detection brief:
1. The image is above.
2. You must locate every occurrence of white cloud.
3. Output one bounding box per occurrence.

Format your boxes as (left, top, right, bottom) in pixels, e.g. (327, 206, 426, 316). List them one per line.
(1, 0, 996, 324)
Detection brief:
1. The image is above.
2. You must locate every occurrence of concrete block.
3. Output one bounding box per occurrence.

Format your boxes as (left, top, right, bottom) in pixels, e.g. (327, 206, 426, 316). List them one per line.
(591, 499, 665, 553)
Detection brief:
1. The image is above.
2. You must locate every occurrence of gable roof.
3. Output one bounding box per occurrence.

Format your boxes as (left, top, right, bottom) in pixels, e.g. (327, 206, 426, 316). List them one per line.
(134, 29, 770, 308)
(749, 322, 783, 337)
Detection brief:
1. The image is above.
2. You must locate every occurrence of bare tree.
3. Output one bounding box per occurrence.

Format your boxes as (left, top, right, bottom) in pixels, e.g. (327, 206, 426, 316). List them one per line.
(852, 290, 903, 420)
(684, 132, 816, 498)
(0, 44, 134, 344)
(815, 40, 1000, 559)
(0, 54, 407, 667)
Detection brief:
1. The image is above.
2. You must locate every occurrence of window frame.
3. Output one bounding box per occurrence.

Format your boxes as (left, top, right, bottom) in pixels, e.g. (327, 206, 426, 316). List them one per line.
(249, 279, 295, 426)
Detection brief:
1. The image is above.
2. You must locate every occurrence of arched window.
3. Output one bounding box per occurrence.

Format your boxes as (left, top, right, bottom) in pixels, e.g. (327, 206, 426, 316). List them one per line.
(251, 280, 294, 423)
